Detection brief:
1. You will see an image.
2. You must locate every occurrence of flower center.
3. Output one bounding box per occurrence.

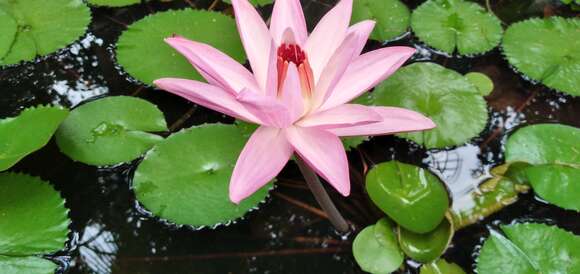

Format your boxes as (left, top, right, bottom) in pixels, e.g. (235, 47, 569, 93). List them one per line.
(276, 43, 314, 98)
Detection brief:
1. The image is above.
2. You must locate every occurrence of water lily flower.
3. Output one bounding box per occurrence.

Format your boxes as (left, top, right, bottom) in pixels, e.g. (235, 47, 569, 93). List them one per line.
(154, 0, 435, 203)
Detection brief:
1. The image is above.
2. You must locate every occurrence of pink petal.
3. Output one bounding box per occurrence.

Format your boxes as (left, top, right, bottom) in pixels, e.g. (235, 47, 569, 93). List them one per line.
(164, 37, 260, 94)
(230, 126, 293, 203)
(154, 78, 260, 123)
(270, 0, 307, 46)
(296, 104, 381, 129)
(231, 0, 276, 94)
(305, 0, 353, 82)
(347, 20, 376, 57)
(237, 89, 291, 128)
(285, 126, 350, 196)
(327, 106, 435, 137)
(279, 63, 304, 122)
(320, 46, 416, 111)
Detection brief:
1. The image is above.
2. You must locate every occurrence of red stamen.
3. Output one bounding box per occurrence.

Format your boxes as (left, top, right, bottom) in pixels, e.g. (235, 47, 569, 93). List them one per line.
(276, 43, 313, 97)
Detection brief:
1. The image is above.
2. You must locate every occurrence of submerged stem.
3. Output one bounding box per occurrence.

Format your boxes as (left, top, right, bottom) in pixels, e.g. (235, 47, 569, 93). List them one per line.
(295, 155, 350, 233)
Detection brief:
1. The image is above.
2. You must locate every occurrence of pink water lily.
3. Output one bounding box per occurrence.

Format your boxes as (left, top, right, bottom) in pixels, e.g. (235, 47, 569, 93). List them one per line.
(154, 0, 435, 203)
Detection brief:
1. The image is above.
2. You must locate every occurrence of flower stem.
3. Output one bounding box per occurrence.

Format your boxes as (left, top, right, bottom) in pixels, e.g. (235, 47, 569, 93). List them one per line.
(295, 155, 350, 233)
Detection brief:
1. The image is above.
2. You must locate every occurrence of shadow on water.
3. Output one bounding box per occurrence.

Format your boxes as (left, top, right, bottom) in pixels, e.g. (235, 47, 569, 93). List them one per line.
(1, 0, 579, 273)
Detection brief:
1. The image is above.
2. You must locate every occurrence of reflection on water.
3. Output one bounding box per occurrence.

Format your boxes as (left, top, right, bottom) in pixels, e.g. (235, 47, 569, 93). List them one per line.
(77, 222, 118, 274)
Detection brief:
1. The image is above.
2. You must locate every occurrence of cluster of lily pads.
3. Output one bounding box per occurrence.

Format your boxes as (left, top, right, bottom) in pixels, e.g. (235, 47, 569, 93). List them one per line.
(0, 0, 579, 273)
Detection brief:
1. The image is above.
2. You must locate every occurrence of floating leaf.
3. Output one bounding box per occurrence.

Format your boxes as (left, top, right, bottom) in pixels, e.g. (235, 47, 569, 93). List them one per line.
(351, 0, 410, 41)
(411, 0, 503, 55)
(0, 256, 58, 274)
(87, 0, 147, 7)
(116, 9, 246, 85)
(0, 0, 90, 66)
(55, 96, 168, 166)
(420, 259, 466, 274)
(0, 106, 69, 171)
(366, 161, 449, 233)
(133, 124, 271, 228)
(398, 216, 453, 263)
(477, 223, 580, 274)
(0, 173, 70, 256)
(465, 72, 494, 96)
(353, 218, 404, 274)
(505, 124, 580, 210)
(223, 0, 273, 6)
(0, 9, 17, 58)
(502, 17, 580, 96)
(371, 62, 488, 149)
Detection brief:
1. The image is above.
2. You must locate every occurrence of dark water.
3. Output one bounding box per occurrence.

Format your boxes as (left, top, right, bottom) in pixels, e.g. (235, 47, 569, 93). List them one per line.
(1, 0, 579, 273)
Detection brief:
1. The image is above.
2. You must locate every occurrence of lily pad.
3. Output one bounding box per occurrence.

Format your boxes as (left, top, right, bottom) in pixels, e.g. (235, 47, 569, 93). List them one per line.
(223, 0, 273, 6)
(353, 218, 404, 274)
(0, 256, 58, 274)
(420, 259, 466, 274)
(398, 216, 454, 263)
(0, 173, 70, 256)
(116, 9, 246, 86)
(87, 0, 147, 7)
(502, 17, 580, 96)
(55, 96, 168, 166)
(0, 9, 17, 58)
(411, 0, 503, 55)
(465, 72, 494, 96)
(366, 161, 449, 233)
(351, 0, 410, 41)
(0, 106, 69, 171)
(477, 223, 580, 274)
(0, 0, 90, 66)
(371, 62, 488, 149)
(505, 124, 580, 211)
(133, 123, 271, 228)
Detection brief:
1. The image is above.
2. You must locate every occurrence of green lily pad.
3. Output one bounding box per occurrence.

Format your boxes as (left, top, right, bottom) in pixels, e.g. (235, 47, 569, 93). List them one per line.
(0, 9, 17, 58)
(0, 173, 70, 256)
(505, 124, 580, 211)
(116, 9, 246, 86)
(465, 72, 494, 96)
(55, 96, 168, 166)
(411, 0, 503, 55)
(420, 259, 466, 274)
(133, 123, 271, 228)
(398, 216, 453, 263)
(371, 62, 488, 149)
(366, 161, 449, 233)
(223, 0, 273, 6)
(0, 106, 69, 171)
(502, 17, 580, 96)
(87, 0, 147, 7)
(351, 0, 410, 41)
(0, 0, 90, 66)
(353, 218, 404, 274)
(0, 256, 58, 274)
(477, 223, 580, 274)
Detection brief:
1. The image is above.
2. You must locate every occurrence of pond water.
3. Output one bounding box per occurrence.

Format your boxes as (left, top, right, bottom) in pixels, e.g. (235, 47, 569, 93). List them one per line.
(1, 0, 579, 273)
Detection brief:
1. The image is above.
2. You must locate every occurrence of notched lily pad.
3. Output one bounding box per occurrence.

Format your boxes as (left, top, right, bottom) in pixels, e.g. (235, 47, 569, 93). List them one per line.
(398, 215, 454, 263)
(371, 62, 488, 149)
(133, 123, 271, 228)
(116, 9, 246, 86)
(411, 0, 503, 55)
(351, 0, 410, 41)
(0, 106, 69, 171)
(0, 255, 58, 274)
(353, 218, 404, 274)
(477, 223, 580, 274)
(0, 173, 70, 256)
(0, 0, 91, 66)
(502, 17, 580, 96)
(55, 96, 168, 166)
(366, 161, 449, 233)
(87, 0, 148, 7)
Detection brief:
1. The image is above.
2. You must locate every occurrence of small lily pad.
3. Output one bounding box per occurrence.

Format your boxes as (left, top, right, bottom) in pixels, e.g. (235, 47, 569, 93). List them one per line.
(87, 0, 147, 7)
(411, 0, 503, 55)
(351, 0, 410, 41)
(0, 106, 69, 171)
(353, 218, 404, 274)
(465, 72, 494, 96)
(55, 96, 168, 166)
(366, 161, 449, 233)
(0, 256, 58, 274)
(420, 259, 466, 274)
(133, 123, 271, 228)
(502, 17, 580, 96)
(477, 223, 580, 274)
(223, 0, 273, 6)
(0, 173, 70, 256)
(505, 124, 580, 211)
(116, 9, 246, 86)
(398, 216, 454, 263)
(0, 0, 91, 66)
(371, 62, 488, 149)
